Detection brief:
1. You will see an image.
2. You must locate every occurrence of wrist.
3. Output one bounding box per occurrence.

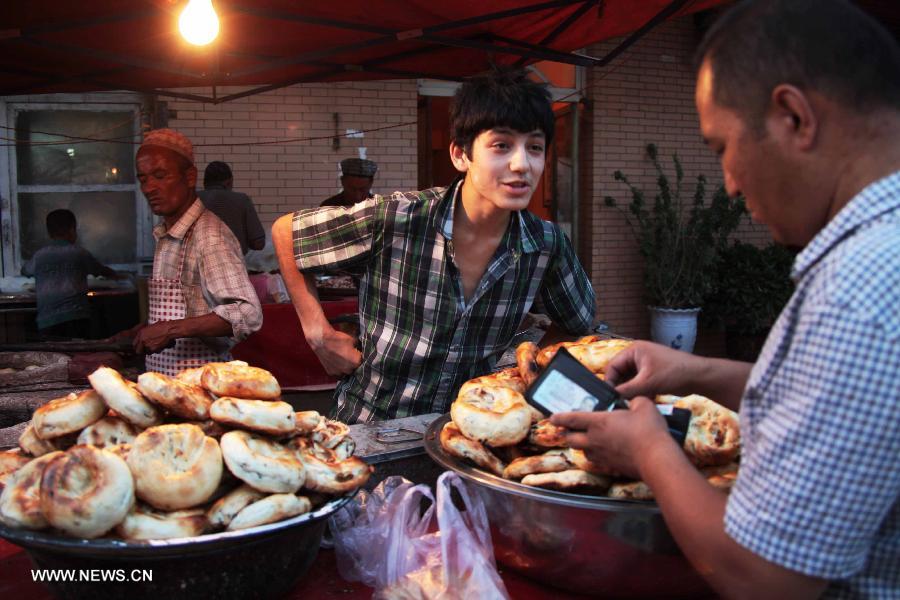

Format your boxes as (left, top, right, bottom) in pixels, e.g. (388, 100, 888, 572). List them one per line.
(635, 430, 680, 480)
(303, 318, 332, 349)
(165, 320, 183, 340)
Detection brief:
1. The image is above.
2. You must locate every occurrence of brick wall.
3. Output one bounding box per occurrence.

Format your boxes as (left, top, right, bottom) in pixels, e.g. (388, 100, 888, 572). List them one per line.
(162, 15, 775, 350)
(581, 15, 773, 344)
(165, 80, 419, 229)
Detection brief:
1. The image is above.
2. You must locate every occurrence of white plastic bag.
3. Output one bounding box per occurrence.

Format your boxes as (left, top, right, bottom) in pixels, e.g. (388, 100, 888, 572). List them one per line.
(330, 472, 509, 600)
(266, 273, 289, 303)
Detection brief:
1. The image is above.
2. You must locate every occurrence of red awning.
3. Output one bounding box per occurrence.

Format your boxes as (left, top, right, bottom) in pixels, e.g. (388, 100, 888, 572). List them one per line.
(0, 0, 725, 103)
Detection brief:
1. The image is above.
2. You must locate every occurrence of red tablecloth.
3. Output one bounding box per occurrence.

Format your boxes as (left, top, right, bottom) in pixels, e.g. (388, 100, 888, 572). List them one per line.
(232, 299, 357, 389)
(0, 539, 590, 599)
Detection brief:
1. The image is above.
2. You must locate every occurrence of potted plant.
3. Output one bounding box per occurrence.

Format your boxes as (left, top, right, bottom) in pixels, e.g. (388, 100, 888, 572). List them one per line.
(703, 241, 795, 361)
(603, 143, 746, 352)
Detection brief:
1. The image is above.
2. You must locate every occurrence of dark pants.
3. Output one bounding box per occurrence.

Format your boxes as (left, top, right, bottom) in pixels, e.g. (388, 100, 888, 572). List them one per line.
(39, 318, 91, 340)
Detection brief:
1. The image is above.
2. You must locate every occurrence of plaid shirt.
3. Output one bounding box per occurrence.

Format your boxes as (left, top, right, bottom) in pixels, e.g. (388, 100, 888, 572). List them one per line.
(726, 171, 900, 598)
(153, 198, 262, 350)
(292, 178, 596, 422)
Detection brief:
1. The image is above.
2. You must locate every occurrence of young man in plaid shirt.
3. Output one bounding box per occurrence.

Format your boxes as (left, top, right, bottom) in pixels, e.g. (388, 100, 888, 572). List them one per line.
(273, 68, 596, 423)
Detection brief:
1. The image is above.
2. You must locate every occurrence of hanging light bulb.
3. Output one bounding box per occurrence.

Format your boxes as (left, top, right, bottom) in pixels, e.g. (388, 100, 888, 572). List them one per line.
(179, 0, 219, 46)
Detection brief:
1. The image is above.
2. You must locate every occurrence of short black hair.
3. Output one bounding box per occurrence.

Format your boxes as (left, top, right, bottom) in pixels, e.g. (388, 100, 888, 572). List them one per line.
(204, 161, 233, 187)
(450, 66, 555, 156)
(696, 0, 900, 131)
(46, 209, 76, 238)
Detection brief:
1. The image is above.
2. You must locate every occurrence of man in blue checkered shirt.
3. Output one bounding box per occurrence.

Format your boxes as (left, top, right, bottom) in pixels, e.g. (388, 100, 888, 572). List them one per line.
(273, 68, 596, 423)
(553, 1, 900, 598)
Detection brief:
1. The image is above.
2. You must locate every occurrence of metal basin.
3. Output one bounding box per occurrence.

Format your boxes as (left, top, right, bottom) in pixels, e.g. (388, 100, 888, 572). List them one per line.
(424, 414, 712, 598)
(0, 494, 354, 600)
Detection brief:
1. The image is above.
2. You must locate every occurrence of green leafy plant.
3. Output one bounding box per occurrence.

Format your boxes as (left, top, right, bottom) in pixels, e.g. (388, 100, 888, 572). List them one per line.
(603, 143, 747, 308)
(703, 241, 795, 336)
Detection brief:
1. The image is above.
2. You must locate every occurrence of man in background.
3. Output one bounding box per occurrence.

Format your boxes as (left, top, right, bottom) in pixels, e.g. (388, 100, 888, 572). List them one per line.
(119, 130, 262, 375)
(198, 160, 266, 254)
(22, 209, 118, 339)
(320, 158, 378, 207)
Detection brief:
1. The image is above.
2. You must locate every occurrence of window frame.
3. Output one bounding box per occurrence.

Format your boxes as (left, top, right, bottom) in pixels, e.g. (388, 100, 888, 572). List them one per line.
(0, 93, 153, 276)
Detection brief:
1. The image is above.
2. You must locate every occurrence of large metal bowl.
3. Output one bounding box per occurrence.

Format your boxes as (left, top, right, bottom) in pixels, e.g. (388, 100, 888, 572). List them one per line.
(0, 493, 354, 600)
(425, 414, 712, 598)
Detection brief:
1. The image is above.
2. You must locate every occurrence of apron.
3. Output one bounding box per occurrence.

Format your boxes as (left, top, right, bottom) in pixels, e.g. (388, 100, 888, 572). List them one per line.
(145, 219, 231, 376)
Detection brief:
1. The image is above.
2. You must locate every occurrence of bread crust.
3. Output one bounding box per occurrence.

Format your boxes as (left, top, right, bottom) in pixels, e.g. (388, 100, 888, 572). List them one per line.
(227, 494, 311, 531)
(210, 398, 296, 436)
(137, 371, 213, 420)
(207, 484, 266, 530)
(450, 385, 531, 447)
(76, 416, 139, 448)
(32, 390, 106, 440)
(520, 469, 611, 493)
(0, 451, 63, 529)
(220, 430, 305, 494)
(40, 445, 135, 538)
(201, 363, 281, 400)
(127, 424, 223, 510)
(515, 341, 542, 387)
(89, 367, 162, 428)
(672, 394, 742, 467)
(439, 422, 505, 477)
(116, 504, 208, 540)
(18, 424, 59, 457)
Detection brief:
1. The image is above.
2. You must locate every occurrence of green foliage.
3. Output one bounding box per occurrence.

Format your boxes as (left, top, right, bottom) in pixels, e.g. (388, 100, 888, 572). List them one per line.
(703, 242, 795, 335)
(603, 143, 747, 308)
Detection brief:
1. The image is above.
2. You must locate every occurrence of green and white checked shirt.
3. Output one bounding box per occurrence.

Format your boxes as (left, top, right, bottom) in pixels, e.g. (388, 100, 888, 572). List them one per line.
(292, 178, 596, 423)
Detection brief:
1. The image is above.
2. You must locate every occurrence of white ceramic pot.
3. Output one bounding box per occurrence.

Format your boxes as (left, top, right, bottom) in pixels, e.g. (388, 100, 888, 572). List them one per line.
(649, 306, 701, 353)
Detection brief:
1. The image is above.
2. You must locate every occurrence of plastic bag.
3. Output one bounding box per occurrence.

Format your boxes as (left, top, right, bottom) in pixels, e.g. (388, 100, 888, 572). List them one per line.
(330, 472, 509, 600)
(266, 273, 289, 303)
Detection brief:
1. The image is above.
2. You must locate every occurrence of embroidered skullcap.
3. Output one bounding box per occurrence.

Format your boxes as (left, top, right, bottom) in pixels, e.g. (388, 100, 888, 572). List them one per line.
(140, 128, 194, 164)
(340, 158, 377, 178)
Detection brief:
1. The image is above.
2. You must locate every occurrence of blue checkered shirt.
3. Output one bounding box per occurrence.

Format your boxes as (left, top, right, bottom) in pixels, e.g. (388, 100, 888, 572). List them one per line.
(726, 171, 900, 598)
(292, 178, 596, 423)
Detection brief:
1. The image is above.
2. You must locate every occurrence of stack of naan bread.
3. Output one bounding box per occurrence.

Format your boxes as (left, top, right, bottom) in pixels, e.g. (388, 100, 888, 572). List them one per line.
(442, 337, 741, 499)
(0, 361, 370, 540)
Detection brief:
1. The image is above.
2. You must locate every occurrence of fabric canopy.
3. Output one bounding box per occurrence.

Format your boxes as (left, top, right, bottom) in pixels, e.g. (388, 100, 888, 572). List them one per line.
(0, 0, 725, 102)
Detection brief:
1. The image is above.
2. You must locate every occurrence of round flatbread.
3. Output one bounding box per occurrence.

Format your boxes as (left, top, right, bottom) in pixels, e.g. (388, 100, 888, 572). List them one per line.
(210, 397, 296, 436)
(32, 390, 106, 440)
(201, 363, 280, 400)
(137, 371, 214, 420)
(40, 445, 135, 538)
(89, 367, 162, 428)
(450, 385, 531, 447)
(117, 504, 208, 540)
(220, 430, 305, 494)
(127, 424, 223, 511)
(439, 422, 505, 477)
(227, 494, 311, 531)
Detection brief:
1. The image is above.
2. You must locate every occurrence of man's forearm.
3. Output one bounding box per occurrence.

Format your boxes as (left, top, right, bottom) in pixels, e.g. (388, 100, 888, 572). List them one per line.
(688, 357, 753, 412)
(272, 214, 331, 344)
(638, 441, 826, 599)
(168, 313, 233, 339)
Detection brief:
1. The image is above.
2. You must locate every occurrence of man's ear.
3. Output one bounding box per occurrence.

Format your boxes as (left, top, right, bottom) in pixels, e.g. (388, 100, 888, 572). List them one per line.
(769, 84, 818, 151)
(449, 141, 469, 173)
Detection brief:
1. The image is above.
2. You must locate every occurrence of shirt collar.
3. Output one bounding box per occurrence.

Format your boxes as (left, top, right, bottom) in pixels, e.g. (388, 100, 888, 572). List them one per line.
(152, 197, 204, 241)
(794, 170, 900, 280)
(434, 176, 542, 255)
